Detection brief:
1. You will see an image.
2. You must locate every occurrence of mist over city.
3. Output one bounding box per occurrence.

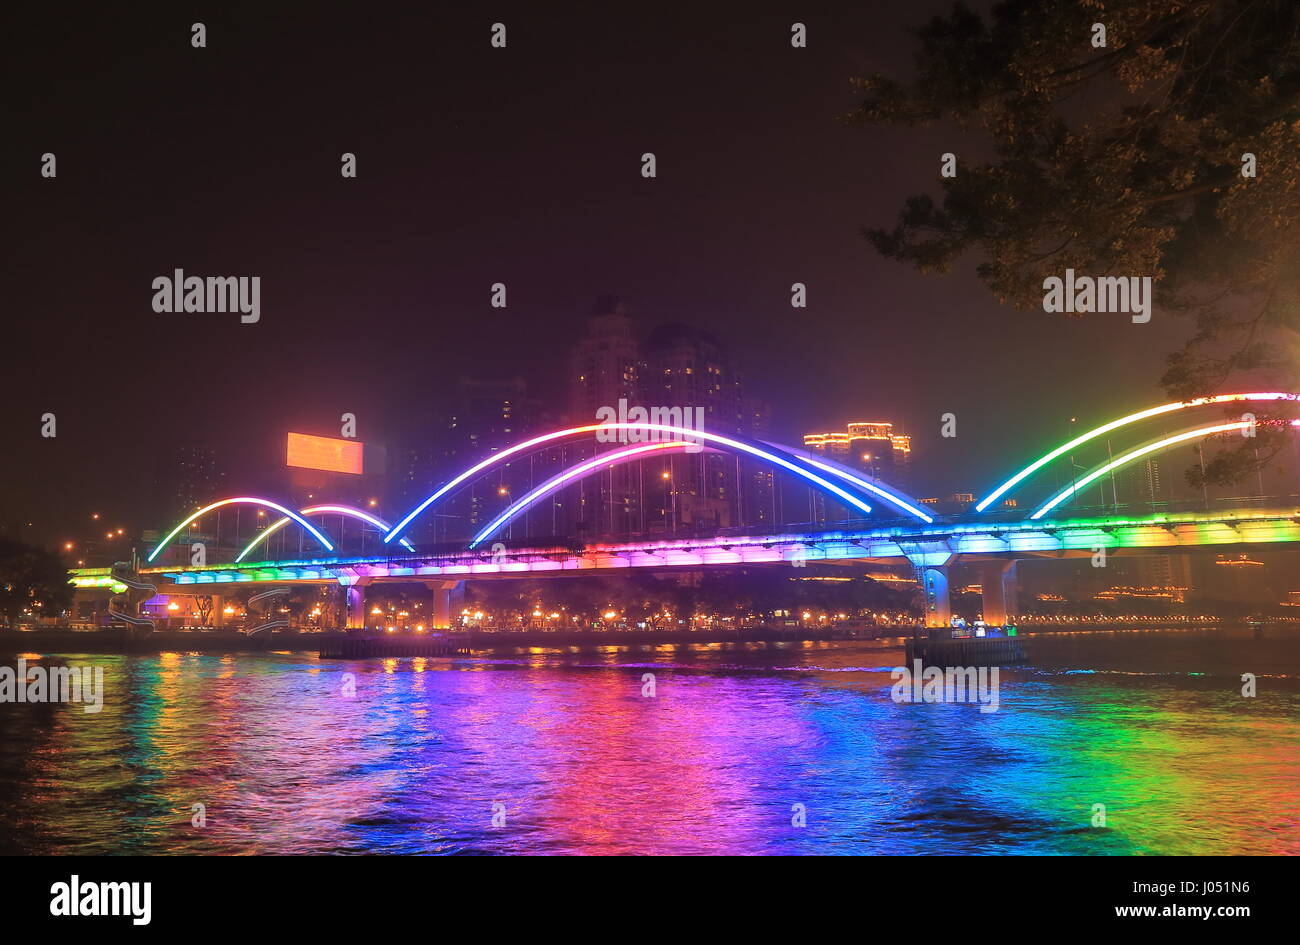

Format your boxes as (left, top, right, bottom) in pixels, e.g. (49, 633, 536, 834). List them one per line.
(1, 0, 1297, 889)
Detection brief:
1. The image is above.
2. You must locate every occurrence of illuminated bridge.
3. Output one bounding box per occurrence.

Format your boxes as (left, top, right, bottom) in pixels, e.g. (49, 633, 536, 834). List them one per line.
(72, 393, 1300, 629)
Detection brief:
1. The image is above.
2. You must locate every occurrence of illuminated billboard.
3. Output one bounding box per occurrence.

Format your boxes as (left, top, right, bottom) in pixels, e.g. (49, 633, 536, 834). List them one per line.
(286, 432, 363, 475)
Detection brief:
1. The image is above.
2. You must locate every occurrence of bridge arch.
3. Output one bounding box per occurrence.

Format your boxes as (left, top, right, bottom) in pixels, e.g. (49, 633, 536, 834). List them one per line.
(145, 497, 335, 563)
(1029, 419, 1300, 520)
(236, 504, 416, 563)
(386, 422, 932, 543)
(470, 441, 700, 547)
(784, 449, 934, 523)
(975, 392, 1299, 512)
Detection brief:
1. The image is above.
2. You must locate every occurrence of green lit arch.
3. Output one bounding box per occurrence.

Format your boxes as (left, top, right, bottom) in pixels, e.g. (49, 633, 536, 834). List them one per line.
(976, 392, 1299, 512)
(1029, 419, 1286, 520)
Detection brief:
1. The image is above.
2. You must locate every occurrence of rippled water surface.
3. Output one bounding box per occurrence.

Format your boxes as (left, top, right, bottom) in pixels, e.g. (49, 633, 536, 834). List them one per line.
(1, 628, 1297, 854)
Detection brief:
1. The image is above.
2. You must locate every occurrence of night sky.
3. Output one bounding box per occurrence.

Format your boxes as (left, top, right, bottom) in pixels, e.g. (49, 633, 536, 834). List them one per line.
(5, 2, 1194, 544)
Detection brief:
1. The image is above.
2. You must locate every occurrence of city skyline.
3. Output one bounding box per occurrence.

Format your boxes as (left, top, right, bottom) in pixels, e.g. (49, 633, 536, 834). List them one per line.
(3, 2, 1210, 548)
(12, 289, 1292, 551)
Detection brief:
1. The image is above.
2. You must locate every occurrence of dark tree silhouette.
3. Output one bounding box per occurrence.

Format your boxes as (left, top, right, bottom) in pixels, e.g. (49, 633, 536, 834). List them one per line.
(0, 539, 74, 627)
(850, 0, 1300, 485)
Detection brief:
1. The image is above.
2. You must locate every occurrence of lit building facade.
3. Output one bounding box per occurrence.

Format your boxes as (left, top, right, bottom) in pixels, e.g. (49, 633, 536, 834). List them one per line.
(803, 421, 912, 483)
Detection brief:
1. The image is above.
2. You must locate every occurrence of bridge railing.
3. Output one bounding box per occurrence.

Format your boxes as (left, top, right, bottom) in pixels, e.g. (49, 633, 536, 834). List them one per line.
(996, 494, 1300, 523)
(201, 494, 1300, 568)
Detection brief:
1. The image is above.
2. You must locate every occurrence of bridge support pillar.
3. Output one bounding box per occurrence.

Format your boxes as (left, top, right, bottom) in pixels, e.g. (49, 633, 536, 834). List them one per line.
(978, 560, 1019, 626)
(919, 566, 953, 628)
(426, 581, 463, 630)
(904, 546, 955, 629)
(339, 577, 371, 630)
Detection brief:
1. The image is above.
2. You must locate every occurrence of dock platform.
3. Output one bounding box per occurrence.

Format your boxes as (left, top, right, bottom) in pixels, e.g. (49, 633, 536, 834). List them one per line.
(905, 629, 1026, 667)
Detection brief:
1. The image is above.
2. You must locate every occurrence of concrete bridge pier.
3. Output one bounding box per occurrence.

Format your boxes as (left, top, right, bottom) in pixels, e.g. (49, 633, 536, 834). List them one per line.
(339, 577, 372, 630)
(905, 545, 956, 628)
(919, 565, 953, 628)
(427, 580, 464, 630)
(978, 560, 1020, 626)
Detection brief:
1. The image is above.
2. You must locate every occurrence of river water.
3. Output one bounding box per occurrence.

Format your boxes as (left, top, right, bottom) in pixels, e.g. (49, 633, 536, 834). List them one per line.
(1, 627, 1296, 854)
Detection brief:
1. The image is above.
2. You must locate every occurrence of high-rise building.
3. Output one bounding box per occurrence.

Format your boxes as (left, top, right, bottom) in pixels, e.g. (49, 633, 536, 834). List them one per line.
(389, 442, 440, 512)
(642, 323, 746, 532)
(565, 298, 644, 538)
(153, 446, 224, 522)
(568, 296, 642, 424)
(440, 377, 543, 537)
(561, 300, 764, 537)
(387, 378, 548, 545)
(744, 398, 776, 527)
(1136, 554, 1193, 591)
(1122, 458, 1163, 508)
(445, 378, 536, 466)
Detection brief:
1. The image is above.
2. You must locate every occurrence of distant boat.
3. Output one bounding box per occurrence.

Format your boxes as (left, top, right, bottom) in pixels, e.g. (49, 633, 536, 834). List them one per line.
(835, 619, 886, 639)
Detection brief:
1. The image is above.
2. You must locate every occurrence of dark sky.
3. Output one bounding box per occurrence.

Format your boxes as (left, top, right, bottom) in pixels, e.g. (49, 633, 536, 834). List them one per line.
(5, 1, 1196, 544)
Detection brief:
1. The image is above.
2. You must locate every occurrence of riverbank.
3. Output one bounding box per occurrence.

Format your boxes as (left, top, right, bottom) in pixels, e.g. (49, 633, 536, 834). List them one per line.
(2, 620, 1284, 656)
(0, 625, 894, 655)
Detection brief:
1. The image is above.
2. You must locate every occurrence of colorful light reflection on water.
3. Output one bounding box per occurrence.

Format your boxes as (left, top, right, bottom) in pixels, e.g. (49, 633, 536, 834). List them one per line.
(0, 628, 1296, 854)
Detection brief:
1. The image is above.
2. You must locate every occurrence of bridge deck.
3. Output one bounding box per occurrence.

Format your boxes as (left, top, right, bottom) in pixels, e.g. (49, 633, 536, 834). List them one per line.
(112, 506, 1300, 586)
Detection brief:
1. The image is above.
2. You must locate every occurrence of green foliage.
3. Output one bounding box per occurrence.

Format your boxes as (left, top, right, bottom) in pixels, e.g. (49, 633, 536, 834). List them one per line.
(0, 539, 74, 625)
